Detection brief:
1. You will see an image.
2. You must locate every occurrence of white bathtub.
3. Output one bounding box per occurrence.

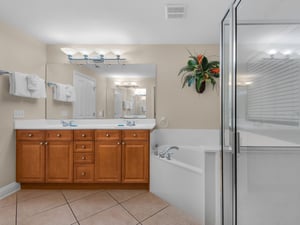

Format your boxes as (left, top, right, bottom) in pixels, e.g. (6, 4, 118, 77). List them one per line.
(150, 145, 205, 224)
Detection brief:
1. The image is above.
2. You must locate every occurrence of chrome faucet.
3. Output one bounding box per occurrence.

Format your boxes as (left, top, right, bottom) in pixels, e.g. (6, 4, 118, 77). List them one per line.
(126, 120, 136, 126)
(159, 146, 179, 159)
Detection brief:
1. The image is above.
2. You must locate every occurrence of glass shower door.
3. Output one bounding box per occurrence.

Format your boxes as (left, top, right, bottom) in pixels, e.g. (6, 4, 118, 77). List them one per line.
(234, 0, 300, 225)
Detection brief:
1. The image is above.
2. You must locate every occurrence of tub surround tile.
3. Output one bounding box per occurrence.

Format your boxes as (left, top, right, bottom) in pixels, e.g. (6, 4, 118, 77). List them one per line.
(0, 193, 16, 208)
(107, 189, 147, 203)
(0, 204, 16, 225)
(141, 206, 201, 225)
(121, 192, 168, 222)
(18, 204, 76, 225)
(62, 189, 101, 203)
(80, 205, 138, 225)
(70, 191, 118, 221)
(17, 191, 66, 220)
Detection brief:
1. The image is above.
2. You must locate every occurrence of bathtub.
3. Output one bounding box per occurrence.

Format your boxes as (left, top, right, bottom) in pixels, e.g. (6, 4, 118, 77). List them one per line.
(150, 145, 205, 223)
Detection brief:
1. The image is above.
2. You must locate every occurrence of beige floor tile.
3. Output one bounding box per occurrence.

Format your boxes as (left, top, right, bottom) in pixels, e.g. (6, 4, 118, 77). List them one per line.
(70, 191, 118, 221)
(17, 191, 67, 219)
(80, 205, 138, 225)
(0, 204, 16, 225)
(18, 204, 76, 225)
(141, 206, 201, 225)
(107, 189, 147, 203)
(62, 189, 101, 202)
(0, 193, 16, 208)
(17, 189, 60, 202)
(121, 192, 168, 222)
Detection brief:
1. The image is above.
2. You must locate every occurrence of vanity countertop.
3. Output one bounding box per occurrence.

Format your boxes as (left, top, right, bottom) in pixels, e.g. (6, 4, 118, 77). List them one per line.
(14, 119, 156, 130)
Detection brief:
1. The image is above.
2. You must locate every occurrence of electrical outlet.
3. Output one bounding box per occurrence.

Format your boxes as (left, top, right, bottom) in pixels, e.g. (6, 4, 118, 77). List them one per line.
(14, 110, 25, 118)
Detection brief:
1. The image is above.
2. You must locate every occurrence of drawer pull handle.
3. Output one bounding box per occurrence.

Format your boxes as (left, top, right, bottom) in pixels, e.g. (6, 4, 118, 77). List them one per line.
(81, 172, 86, 176)
(56, 133, 61, 137)
(81, 156, 86, 160)
(133, 133, 137, 137)
(81, 145, 86, 149)
(81, 134, 86, 137)
(28, 133, 33, 137)
(105, 133, 110, 137)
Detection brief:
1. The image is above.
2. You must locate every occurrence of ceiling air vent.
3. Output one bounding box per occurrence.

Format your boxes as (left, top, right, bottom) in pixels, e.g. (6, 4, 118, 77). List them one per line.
(165, 4, 186, 19)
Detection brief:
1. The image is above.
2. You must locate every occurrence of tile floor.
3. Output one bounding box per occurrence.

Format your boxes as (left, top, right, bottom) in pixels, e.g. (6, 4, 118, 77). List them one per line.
(0, 189, 201, 225)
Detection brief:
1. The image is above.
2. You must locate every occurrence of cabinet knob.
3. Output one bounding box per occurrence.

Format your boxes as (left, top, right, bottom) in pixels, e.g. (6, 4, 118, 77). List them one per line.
(122, 142, 125, 145)
(40, 142, 43, 145)
(81, 145, 86, 149)
(105, 133, 110, 137)
(28, 133, 33, 137)
(56, 133, 61, 137)
(81, 134, 86, 137)
(81, 156, 86, 160)
(44, 142, 48, 145)
(81, 172, 86, 176)
(133, 133, 137, 137)
(117, 142, 120, 145)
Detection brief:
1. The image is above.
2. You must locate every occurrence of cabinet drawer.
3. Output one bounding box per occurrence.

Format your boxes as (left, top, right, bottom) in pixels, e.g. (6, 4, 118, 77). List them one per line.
(74, 153, 94, 163)
(122, 130, 149, 140)
(74, 130, 94, 141)
(74, 141, 94, 153)
(95, 130, 121, 141)
(16, 130, 45, 141)
(74, 164, 94, 183)
(46, 130, 73, 141)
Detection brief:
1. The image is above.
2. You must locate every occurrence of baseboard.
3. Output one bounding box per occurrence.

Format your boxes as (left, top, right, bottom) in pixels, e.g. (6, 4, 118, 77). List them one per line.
(0, 182, 20, 200)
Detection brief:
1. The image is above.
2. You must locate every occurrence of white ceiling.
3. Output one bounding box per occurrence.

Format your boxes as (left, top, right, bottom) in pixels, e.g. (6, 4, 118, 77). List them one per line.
(0, 0, 231, 45)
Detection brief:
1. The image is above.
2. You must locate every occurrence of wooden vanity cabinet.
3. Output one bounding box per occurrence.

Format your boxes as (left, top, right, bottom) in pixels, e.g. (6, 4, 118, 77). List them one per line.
(16, 130, 45, 183)
(16, 130, 73, 183)
(73, 130, 95, 183)
(122, 130, 149, 183)
(94, 130, 122, 182)
(45, 130, 73, 183)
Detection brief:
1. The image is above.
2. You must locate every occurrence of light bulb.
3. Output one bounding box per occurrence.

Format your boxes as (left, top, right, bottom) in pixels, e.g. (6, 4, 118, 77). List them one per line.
(61, 48, 77, 56)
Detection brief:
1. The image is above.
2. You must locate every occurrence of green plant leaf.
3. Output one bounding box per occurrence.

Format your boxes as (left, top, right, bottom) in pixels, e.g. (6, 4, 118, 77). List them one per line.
(178, 65, 193, 76)
(196, 77, 204, 91)
(187, 59, 197, 67)
(201, 56, 208, 70)
(182, 75, 194, 88)
(210, 77, 216, 89)
(207, 61, 219, 68)
(189, 56, 199, 65)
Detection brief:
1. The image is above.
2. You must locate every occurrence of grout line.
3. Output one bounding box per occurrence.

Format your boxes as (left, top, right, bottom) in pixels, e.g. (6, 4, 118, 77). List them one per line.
(140, 205, 169, 223)
(64, 189, 103, 204)
(119, 203, 141, 223)
(106, 190, 148, 204)
(61, 191, 81, 225)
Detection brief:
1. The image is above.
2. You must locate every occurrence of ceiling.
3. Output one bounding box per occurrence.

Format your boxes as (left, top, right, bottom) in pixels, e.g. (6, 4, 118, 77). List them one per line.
(0, 0, 231, 45)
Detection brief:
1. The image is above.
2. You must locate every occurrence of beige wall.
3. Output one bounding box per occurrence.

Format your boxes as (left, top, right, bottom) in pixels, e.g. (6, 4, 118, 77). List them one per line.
(47, 45, 220, 129)
(0, 21, 47, 188)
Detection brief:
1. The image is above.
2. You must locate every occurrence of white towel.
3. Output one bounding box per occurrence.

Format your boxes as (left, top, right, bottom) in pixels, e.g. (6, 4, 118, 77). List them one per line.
(52, 82, 75, 102)
(65, 85, 76, 102)
(28, 75, 46, 98)
(9, 72, 31, 97)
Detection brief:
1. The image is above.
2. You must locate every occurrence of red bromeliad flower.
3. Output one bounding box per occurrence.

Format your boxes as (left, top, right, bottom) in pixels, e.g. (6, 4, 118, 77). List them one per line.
(210, 68, 220, 74)
(197, 54, 204, 64)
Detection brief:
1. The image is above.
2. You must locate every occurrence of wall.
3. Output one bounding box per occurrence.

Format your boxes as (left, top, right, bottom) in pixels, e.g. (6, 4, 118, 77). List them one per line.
(47, 44, 220, 129)
(0, 21, 47, 188)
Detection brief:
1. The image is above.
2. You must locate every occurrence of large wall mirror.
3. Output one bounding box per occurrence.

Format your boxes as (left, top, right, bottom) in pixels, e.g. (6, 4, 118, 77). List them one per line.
(46, 63, 156, 119)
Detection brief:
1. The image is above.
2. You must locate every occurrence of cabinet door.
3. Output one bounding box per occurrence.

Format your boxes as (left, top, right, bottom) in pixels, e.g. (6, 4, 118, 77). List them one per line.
(45, 141, 73, 183)
(122, 140, 149, 183)
(16, 141, 45, 183)
(95, 141, 122, 183)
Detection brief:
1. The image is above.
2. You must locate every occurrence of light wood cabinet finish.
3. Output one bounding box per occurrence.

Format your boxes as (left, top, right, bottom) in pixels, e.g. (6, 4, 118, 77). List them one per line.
(74, 164, 94, 183)
(95, 130, 121, 141)
(16, 130, 45, 141)
(46, 130, 73, 141)
(74, 130, 94, 141)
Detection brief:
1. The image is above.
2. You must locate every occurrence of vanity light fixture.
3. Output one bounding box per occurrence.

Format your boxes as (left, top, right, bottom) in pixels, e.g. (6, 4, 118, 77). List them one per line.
(60, 48, 126, 64)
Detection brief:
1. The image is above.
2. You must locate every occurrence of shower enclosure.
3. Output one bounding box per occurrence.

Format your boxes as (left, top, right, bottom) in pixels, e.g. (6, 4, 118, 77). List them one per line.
(221, 0, 300, 225)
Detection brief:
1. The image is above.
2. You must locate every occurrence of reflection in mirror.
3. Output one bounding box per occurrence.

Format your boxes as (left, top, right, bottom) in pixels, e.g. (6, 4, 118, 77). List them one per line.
(46, 64, 156, 119)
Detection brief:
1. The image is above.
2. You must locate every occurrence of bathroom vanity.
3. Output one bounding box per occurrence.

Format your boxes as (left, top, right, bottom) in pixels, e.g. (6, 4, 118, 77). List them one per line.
(15, 119, 155, 189)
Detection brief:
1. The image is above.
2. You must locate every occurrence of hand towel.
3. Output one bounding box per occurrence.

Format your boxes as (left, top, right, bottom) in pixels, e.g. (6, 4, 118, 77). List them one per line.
(65, 85, 76, 102)
(28, 75, 46, 98)
(9, 72, 31, 97)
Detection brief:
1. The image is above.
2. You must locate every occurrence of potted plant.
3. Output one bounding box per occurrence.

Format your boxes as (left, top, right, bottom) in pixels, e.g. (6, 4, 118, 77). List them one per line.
(178, 51, 220, 93)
